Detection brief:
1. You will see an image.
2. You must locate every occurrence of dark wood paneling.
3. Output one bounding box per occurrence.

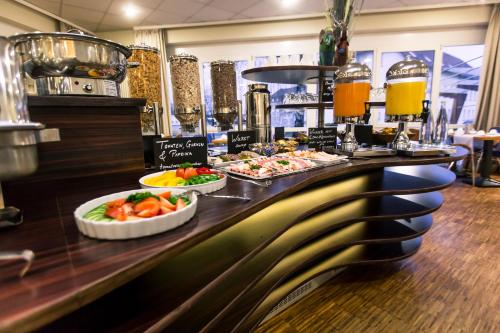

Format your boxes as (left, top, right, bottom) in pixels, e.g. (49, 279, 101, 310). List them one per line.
(27, 96, 146, 107)
(4, 96, 146, 187)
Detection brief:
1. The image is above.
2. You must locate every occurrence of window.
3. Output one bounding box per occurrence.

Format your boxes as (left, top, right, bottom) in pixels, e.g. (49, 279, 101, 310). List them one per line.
(439, 44, 484, 124)
(254, 56, 307, 130)
(381, 51, 435, 100)
(354, 50, 374, 72)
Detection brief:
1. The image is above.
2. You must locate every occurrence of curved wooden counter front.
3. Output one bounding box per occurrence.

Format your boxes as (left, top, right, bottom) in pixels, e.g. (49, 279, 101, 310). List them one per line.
(0, 151, 465, 333)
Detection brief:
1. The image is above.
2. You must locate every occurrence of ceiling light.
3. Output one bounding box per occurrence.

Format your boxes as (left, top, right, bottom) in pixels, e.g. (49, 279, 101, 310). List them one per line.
(123, 4, 140, 18)
(281, 0, 299, 8)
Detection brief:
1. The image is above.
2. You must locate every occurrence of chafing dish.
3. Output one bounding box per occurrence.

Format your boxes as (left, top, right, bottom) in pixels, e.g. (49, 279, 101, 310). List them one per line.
(9, 30, 131, 96)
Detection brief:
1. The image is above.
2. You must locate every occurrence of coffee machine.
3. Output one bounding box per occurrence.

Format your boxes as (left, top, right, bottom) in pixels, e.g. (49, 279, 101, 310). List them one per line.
(245, 84, 271, 143)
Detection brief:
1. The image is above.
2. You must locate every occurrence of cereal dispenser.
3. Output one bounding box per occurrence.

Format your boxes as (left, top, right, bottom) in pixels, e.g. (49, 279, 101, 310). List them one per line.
(169, 54, 202, 133)
(127, 44, 163, 135)
(210, 60, 242, 131)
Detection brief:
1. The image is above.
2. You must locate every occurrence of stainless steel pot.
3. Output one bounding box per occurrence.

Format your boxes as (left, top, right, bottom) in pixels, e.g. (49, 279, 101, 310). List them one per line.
(245, 84, 271, 143)
(0, 123, 42, 180)
(9, 31, 131, 83)
(0, 37, 60, 180)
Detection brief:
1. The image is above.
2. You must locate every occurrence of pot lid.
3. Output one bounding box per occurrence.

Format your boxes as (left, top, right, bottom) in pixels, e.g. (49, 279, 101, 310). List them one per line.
(0, 121, 45, 131)
(169, 53, 198, 62)
(128, 44, 159, 53)
(9, 31, 132, 58)
(247, 83, 268, 91)
(386, 55, 429, 80)
(210, 60, 234, 66)
(335, 59, 371, 83)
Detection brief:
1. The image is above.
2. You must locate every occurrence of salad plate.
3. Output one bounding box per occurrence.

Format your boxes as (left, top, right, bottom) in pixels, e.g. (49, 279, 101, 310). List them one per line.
(139, 164, 227, 194)
(74, 188, 197, 240)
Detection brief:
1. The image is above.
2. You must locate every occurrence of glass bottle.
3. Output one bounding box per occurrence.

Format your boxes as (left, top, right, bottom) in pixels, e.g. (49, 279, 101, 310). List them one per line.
(433, 101, 449, 146)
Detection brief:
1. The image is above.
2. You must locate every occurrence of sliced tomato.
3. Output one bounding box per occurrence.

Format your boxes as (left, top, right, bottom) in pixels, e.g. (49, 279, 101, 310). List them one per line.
(105, 206, 123, 219)
(122, 203, 134, 215)
(136, 210, 155, 218)
(159, 191, 171, 199)
(176, 198, 186, 211)
(176, 168, 185, 179)
(159, 197, 176, 210)
(134, 197, 160, 217)
(107, 198, 126, 208)
(183, 167, 198, 180)
(159, 206, 175, 215)
(196, 167, 214, 175)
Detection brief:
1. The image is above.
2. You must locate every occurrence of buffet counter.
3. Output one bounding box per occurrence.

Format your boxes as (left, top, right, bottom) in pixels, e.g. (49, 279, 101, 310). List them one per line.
(0, 150, 466, 333)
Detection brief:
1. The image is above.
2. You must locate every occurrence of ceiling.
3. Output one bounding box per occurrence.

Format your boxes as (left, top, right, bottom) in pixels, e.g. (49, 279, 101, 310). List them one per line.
(25, 0, 490, 32)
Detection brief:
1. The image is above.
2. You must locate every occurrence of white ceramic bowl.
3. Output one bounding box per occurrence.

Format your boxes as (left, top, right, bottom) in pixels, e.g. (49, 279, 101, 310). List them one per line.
(139, 171, 227, 194)
(74, 188, 197, 240)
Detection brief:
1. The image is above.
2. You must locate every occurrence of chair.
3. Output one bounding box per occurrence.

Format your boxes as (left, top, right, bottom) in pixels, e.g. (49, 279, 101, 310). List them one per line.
(449, 143, 476, 187)
(490, 127, 500, 173)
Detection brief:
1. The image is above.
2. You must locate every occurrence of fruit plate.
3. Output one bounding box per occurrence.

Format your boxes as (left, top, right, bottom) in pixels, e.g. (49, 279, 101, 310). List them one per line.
(139, 171, 227, 194)
(74, 188, 197, 240)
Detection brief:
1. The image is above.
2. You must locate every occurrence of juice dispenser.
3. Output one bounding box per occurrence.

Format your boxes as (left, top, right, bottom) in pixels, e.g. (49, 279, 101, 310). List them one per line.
(334, 59, 371, 152)
(385, 56, 428, 150)
(334, 60, 371, 123)
(385, 55, 428, 122)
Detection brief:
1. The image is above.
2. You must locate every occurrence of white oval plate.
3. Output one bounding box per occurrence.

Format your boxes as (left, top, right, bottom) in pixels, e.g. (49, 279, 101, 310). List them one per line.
(139, 171, 227, 194)
(74, 188, 197, 240)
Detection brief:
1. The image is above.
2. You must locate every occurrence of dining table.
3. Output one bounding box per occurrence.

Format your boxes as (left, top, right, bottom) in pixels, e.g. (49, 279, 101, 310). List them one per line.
(455, 132, 500, 187)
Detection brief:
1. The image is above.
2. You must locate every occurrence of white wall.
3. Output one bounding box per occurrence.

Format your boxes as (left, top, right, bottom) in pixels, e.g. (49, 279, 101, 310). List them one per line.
(98, 30, 135, 46)
(167, 25, 486, 126)
(162, 4, 491, 45)
(100, 4, 492, 130)
(164, 5, 490, 127)
(0, 0, 58, 35)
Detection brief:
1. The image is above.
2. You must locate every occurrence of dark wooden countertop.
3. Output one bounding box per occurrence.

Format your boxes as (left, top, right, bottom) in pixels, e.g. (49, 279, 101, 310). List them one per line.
(0, 150, 466, 333)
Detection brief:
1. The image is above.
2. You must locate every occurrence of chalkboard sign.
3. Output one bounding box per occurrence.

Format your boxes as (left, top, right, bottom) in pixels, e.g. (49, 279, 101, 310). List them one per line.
(154, 137, 208, 170)
(321, 80, 334, 102)
(354, 124, 373, 147)
(308, 127, 337, 150)
(275, 127, 285, 140)
(228, 130, 256, 154)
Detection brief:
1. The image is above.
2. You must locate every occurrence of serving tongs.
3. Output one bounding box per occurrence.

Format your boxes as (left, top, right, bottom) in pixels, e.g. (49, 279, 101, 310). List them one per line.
(186, 190, 251, 201)
(0, 250, 35, 278)
(220, 171, 272, 188)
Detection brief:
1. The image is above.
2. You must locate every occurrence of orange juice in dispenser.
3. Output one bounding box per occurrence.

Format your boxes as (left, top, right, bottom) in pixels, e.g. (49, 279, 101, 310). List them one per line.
(334, 60, 372, 123)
